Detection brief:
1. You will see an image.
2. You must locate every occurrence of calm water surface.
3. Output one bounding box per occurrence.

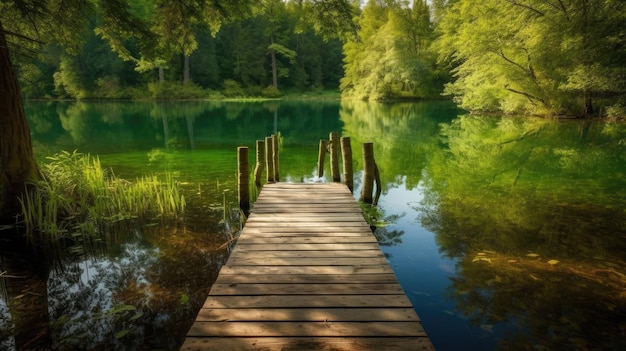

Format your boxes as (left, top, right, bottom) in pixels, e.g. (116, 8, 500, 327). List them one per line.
(1, 100, 625, 350)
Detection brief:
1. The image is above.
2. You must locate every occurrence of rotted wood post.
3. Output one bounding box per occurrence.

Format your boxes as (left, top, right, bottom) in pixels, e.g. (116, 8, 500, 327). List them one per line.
(317, 140, 327, 178)
(360, 142, 375, 204)
(330, 132, 340, 182)
(265, 136, 275, 183)
(254, 140, 265, 187)
(237, 146, 250, 214)
(341, 137, 353, 193)
(272, 133, 280, 182)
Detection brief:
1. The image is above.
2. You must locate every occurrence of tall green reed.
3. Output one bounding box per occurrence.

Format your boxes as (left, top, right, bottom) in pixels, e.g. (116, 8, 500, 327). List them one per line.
(19, 150, 186, 244)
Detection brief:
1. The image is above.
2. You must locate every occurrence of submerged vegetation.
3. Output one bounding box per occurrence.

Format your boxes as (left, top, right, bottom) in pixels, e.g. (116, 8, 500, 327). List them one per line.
(18, 151, 186, 244)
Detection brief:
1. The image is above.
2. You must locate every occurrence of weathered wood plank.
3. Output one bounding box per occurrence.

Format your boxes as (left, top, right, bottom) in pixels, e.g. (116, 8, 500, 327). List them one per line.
(229, 250, 385, 260)
(214, 273, 398, 284)
(209, 283, 404, 295)
(235, 236, 378, 244)
(244, 221, 371, 228)
(181, 337, 435, 351)
(252, 207, 362, 213)
(242, 227, 374, 234)
(202, 294, 414, 309)
(188, 321, 426, 337)
(246, 215, 365, 222)
(232, 243, 382, 251)
(219, 265, 394, 275)
(239, 232, 371, 238)
(195, 308, 419, 322)
(226, 257, 389, 267)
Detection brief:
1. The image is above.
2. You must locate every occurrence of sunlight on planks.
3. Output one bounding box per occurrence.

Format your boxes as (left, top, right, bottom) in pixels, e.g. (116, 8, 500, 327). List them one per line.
(181, 183, 434, 351)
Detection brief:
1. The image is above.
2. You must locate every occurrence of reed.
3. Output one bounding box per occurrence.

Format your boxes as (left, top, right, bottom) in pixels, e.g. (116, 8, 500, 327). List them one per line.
(19, 150, 186, 244)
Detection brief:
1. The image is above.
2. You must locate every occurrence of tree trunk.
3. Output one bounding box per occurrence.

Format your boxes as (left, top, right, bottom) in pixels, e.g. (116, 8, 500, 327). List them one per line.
(271, 36, 278, 89)
(159, 66, 165, 83)
(583, 93, 593, 116)
(183, 55, 190, 84)
(0, 25, 41, 222)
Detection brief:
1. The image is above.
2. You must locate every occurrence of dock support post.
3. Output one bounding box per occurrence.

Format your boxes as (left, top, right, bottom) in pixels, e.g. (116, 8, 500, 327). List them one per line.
(237, 146, 250, 214)
(265, 136, 275, 183)
(272, 133, 280, 182)
(360, 142, 375, 204)
(254, 140, 265, 187)
(317, 139, 327, 178)
(330, 132, 340, 182)
(341, 137, 353, 193)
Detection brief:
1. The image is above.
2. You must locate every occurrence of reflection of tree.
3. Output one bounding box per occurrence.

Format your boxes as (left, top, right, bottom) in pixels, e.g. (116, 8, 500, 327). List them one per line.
(45, 223, 230, 350)
(420, 115, 626, 350)
(0, 242, 52, 350)
(340, 100, 457, 190)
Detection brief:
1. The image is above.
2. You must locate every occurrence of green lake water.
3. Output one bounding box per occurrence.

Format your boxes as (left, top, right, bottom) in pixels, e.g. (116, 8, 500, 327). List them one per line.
(1, 100, 625, 350)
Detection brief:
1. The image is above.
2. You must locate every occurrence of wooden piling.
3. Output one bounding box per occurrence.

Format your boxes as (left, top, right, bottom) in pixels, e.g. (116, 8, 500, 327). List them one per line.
(317, 140, 327, 178)
(341, 137, 354, 193)
(330, 132, 340, 182)
(272, 134, 280, 182)
(237, 146, 250, 213)
(265, 136, 275, 183)
(360, 142, 375, 204)
(254, 140, 265, 187)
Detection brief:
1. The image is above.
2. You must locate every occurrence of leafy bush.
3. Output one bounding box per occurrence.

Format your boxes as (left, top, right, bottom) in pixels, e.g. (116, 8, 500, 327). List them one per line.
(147, 81, 207, 100)
(605, 103, 625, 121)
(261, 85, 282, 98)
(222, 79, 245, 97)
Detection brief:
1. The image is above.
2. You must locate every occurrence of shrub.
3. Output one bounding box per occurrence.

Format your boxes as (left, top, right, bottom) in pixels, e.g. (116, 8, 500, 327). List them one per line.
(261, 85, 282, 98)
(222, 79, 245, 97)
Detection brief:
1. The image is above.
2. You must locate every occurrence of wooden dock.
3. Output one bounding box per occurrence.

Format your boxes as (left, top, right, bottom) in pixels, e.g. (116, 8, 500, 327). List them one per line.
(181, 183, 433, 351)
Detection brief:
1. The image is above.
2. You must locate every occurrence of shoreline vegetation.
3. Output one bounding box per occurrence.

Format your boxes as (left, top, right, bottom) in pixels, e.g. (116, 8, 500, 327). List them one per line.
(17, 151, 186, 249)
(22, 93, 623, 121)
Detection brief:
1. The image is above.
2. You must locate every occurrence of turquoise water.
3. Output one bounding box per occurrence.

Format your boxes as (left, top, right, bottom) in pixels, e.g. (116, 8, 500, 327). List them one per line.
(1, 100, 624, 350)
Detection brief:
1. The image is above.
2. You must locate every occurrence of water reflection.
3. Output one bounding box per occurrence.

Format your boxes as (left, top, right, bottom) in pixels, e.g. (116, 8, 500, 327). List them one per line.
(3, 100, 624, 350)
(419, 115, 626, 349)
(1, 221, 231, 350)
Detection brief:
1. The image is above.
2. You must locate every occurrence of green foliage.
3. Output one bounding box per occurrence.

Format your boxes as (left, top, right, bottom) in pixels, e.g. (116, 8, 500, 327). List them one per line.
(222, 79, 246, 97)
(341, 0, 442, 100)
(261, 85, 282, 98)
(434, 0, 626, 116)
(18, 151, 186, 244)
(605, 102, 626, 121)
(146, 81, 207, 100)
(10, 0, 346, 100)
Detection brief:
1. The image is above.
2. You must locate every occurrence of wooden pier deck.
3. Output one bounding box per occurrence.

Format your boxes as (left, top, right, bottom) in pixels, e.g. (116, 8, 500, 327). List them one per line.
(181, 182, 433, 351)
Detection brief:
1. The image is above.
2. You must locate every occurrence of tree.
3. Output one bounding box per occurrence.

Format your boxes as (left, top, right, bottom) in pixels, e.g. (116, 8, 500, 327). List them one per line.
(434, 0, 626, 116)
(0, 0, 245, 221)
(341, 0, 440, 100)
(0, 0, 100, 221)
(1, 0, 357, 221)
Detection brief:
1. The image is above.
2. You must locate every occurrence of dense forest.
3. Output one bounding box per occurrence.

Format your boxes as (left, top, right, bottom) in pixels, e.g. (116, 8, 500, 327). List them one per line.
(1, 0, 624, 219)
(6, 0, 625, 117)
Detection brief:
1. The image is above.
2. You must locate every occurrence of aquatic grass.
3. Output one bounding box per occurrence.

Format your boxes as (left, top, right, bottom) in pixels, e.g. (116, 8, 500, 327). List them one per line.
(19, 151, 186, 244)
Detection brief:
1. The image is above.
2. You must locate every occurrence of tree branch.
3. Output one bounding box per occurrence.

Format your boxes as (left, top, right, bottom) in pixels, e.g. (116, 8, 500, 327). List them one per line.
(505, 0, 545, 17)
(0, 29, 44, 45)
(504, 84, 545, 105)
(490, 49, 531, 76)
